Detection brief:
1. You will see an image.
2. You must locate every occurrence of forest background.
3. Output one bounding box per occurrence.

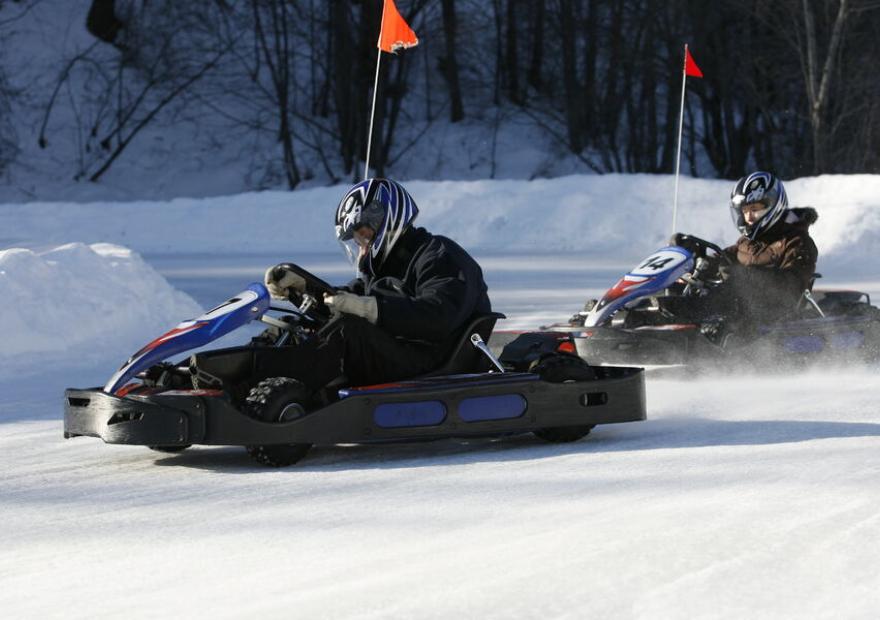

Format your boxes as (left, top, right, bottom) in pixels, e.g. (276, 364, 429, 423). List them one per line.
(1, 0, 878, 201)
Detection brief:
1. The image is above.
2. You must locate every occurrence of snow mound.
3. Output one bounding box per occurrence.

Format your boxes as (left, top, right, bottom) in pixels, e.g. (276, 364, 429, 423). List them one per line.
(0, 243, 201, 367)
(3, 174, 879, 275)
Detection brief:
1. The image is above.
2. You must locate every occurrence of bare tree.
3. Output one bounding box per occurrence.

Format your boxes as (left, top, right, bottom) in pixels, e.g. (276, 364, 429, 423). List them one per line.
(0, 66, 18, 177)
(39, 1, 235, 183)
(800, 0, 851, 173)
(251, 0, 301, 189)
(439, 0, 465, 122)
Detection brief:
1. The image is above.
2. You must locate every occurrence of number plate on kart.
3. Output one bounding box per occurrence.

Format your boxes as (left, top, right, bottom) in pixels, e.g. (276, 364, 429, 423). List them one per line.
(630, 249, 689, 276)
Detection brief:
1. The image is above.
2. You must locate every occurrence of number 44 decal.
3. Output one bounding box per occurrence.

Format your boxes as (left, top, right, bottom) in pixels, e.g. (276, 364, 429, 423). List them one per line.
(639, 256, 675, 271)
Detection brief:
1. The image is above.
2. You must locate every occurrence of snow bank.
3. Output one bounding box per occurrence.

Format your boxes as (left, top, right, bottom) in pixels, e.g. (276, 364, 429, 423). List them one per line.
(2, 174, 878, 273)
(0, 173, 877, 368)
(0, 243, 200, 367)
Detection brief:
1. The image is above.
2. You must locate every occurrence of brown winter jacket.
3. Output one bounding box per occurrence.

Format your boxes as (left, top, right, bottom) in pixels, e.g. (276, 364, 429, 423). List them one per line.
(722, 207, 819, 320)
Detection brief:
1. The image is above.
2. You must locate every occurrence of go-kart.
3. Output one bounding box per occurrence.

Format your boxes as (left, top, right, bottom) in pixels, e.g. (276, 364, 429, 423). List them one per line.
(64, 264, 647, 467)
(496, 235, 880, 369)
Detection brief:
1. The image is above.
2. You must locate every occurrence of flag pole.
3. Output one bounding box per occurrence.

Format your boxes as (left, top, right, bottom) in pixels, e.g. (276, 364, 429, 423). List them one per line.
(671, 44, 689, 235)
(364, 4, 387, 181)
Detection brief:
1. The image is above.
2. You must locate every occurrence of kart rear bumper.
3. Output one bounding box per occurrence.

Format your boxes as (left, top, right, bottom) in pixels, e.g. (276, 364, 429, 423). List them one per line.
(573, 326, 717, 366)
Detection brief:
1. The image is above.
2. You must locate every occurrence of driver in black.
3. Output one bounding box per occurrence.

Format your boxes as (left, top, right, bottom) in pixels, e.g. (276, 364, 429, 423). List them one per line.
(255, 178, 492, 393)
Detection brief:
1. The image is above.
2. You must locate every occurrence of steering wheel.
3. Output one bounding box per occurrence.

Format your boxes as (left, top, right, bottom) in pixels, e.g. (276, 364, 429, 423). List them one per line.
(271, 263, 336, 325)
(673, 234, 733, 266)
(669, 234, 736, 297)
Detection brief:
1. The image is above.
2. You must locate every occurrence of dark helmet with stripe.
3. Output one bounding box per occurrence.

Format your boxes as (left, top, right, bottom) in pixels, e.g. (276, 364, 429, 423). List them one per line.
(335, 178, 419, 275)
(729, 171, 788, 240)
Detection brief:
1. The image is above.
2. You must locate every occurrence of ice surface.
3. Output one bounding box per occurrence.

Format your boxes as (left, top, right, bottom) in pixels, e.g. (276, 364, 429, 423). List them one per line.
(1, 175, 879, 618)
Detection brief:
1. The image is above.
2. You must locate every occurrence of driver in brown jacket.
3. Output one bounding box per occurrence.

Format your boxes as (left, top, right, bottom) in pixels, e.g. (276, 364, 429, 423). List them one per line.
(672, 171, 819, 329)
(721, 171, 818, 323)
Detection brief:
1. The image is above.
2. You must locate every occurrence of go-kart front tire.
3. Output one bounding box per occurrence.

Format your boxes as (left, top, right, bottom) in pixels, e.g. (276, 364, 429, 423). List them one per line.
(531, 353, 596, 443)
(243, 377, 313, 467)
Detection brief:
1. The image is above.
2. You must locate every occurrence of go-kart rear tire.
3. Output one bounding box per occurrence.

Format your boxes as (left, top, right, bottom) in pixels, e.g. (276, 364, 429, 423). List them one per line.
(243, 377, 313, 467)
(148, 445, 191, 453)
(531, 353, 596, 443)
(533, 427, 593, 442)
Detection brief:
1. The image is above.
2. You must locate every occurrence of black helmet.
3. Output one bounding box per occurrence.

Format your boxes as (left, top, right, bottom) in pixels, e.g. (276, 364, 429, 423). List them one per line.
(729, 171, 788, 240)
(334, 178, 419, 275)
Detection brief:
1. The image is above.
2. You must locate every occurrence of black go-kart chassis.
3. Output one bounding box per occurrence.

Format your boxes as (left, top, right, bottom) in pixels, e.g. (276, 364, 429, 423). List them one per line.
(64, 366, 645, 449)
(63, 263, 646, 466)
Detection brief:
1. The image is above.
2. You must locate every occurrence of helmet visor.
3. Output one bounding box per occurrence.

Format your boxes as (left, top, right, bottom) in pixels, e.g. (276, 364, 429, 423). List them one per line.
(740, 201, 771, 220)
(336, 201, 385, 242)
(337, 227, 373, 270)
(731, 195, 769, 230)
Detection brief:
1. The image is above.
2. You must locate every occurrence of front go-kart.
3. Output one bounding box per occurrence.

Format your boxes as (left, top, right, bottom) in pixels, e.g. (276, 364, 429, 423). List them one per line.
(64, 264, 647, 467)
(497, 235, 880, 369)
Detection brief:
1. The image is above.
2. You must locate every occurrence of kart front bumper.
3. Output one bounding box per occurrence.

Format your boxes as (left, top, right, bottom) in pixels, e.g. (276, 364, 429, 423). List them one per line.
(64, 388, 206, 447)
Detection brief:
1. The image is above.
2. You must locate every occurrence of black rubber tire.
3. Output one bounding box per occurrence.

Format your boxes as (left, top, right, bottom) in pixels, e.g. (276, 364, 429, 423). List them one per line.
(531, 354, 596, 443)
(533, 426, 593, 442)
(242, 377, 313, 467)
(148, 445, 191, 453)
(852, 302, 880, 320)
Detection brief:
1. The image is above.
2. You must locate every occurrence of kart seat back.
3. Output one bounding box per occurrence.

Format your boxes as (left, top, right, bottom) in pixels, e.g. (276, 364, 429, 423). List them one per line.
(421, 312, 506, 377)
(798, 273, 824, 316)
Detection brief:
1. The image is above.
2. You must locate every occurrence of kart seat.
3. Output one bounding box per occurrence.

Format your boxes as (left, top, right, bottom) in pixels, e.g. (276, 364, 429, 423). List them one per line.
(420, 312, 506, 377)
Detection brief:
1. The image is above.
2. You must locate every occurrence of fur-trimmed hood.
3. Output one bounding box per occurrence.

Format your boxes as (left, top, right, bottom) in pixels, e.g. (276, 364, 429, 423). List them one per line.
(781, 207, 819, 229)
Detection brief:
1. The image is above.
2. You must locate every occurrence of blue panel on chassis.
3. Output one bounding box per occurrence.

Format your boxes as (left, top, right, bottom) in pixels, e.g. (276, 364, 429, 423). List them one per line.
(830, 331, 864, 350)
(374, 401, 447, 428)
(458, 394, 527, 422)
(783, 335, 824, 354)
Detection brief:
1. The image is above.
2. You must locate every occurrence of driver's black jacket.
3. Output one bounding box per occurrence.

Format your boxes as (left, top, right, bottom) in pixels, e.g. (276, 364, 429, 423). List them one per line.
(343, 226, 492, 350)
(250, 227, 490, 390)
(198, 227, 492, 394)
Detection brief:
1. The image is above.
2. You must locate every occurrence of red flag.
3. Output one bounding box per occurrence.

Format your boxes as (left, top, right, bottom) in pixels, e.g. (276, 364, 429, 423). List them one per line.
(684, 45, 703, 78)
(378, 0, 419, 53)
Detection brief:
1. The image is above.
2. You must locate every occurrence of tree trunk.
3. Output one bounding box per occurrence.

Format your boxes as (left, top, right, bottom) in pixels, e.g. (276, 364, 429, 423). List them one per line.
(582, 0, 597, 142)
(331, 0, 355, 173)
(801, 0, 849, 173)
(559, 0, 582, 153)
(491, 0, 503, 105)
(440, 0, 465, 122)
(505, 0, 520, 104)
(526, 0, 545, 92)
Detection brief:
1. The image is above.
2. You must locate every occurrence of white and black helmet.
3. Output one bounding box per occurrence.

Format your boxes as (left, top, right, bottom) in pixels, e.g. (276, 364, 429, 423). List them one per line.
(334, 178, 419, 275)
(729, 171, 788, 240)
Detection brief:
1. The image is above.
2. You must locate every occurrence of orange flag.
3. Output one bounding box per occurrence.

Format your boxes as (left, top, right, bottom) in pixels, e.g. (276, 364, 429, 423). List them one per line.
(378, 0, 419, 53)
(684, 45, 703, 78)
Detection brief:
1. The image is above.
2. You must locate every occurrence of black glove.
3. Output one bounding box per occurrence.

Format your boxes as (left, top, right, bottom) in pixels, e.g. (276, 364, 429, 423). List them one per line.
(717, 263, 745, 282)
(668, 233, 700, 254)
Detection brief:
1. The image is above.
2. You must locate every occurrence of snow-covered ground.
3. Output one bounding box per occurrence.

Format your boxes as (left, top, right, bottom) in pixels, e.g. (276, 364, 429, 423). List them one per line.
(1, 174, 879, 618)
(0, 243, 200, 373)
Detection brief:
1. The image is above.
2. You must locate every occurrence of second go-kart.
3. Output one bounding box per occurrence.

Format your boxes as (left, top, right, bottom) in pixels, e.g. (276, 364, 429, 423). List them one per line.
(496, 235, 880, 370)
(64, 264, 647, 467)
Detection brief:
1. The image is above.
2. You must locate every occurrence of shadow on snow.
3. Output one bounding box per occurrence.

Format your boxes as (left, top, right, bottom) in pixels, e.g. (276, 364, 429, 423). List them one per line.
(146, 416, 880, 473)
